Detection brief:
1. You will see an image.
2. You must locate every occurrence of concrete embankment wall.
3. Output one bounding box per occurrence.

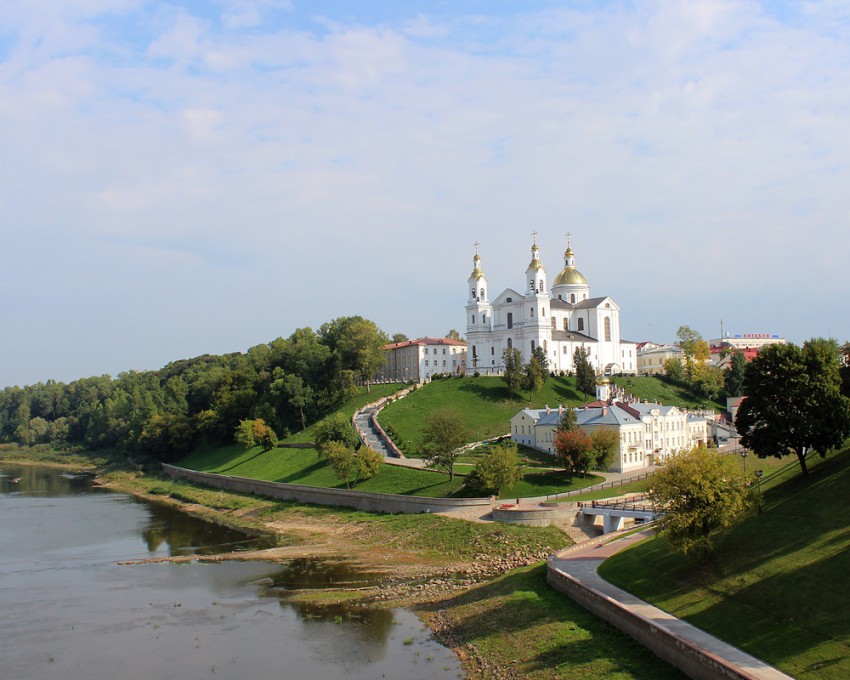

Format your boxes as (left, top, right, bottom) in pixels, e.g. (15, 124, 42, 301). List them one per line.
(161, 464, 492, 515)
(546, 560, 761, 680)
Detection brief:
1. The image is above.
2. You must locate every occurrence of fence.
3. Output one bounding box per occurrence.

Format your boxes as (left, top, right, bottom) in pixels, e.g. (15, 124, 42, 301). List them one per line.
(547, 471, 656, 501)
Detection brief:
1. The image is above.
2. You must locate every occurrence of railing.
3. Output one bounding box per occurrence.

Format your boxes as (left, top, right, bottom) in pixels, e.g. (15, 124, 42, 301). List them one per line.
(546, 471, 656, 501)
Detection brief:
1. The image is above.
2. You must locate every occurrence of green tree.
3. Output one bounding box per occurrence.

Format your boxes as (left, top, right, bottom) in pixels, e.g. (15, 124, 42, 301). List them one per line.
(524, 354, 546, 398)
(502, 348, 524, 396)
(421, 408, 468, 481)
(323, 441, 359, 489)
(557, 407, 578, 433)
(649, 445, 751, 558)
(677, 325, 710, 380)
(314, 412, 359, 454)
(320, 316, 388, 392)
(723, 348, 747, 397)
(357, 445, 383, 480)
(691, 364, 724, 400)
(573, 347, 595, 398)
(554, 428, 593, 478)
(736, 341, 850, 476)
(445, 329, 462, 341)
(234, 418, 257, 448)
(391, 332, 409, 343)
(663, 357, 684, 382)
(590, 428, 619, 470)
(466, 442, 524, 496)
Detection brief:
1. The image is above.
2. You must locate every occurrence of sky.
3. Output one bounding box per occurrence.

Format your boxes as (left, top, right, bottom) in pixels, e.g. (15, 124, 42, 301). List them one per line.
(2, 0, 849, 387)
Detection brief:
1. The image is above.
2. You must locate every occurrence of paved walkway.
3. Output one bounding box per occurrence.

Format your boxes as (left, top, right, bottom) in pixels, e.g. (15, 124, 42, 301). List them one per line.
(549, 530, 794, 680)
(352, 406, 427, 469)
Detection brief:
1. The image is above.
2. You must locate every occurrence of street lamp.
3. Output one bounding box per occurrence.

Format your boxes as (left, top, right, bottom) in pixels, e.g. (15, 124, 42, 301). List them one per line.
(740, 450, 748, 473)
(755, 470, 764, 512)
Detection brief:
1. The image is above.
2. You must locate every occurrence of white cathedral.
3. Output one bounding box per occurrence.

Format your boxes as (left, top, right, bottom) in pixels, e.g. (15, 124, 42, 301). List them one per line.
(465, 237, 637, 376)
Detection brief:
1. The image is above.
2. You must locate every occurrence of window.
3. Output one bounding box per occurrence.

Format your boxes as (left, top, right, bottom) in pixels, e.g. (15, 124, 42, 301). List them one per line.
(472, 315, 475, 324)
(507, 312, 513, 329)
(529, 279, 534, 290)
(604, 317, 611, 342)
(483, 314, 487, 324)
(471, 288, 476, 298)
(506, 297, 512, 302)
(578, 318, 584, 331)
(472, 346, 477, 358)
(480, 288, 485, 299)
(542, 308, 546, 316)
(570, 293, 575, 303)
(530, 307, 534, 317)
(539, 279, 543, 292)
(531, 340, 536, 353)
(442, 348, 446, 354)
(551, 317, 556, 329)
(563, 319, 568, 331)
(491, 347, 494, 355)
(507, 338, 513, 349)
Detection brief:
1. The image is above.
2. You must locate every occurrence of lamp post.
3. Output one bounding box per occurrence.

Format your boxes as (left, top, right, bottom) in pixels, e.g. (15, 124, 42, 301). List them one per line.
(755, 469, 764, 512)
(740, 449, 748, 474)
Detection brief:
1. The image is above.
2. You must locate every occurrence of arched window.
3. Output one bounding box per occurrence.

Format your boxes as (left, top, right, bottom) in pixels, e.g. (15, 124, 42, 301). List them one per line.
(482, 314, 487, 324)
(531, 340, 536, 353)
(529, 279, 534, 290)
(551, 317, 556, 329)
(507, 312, 513, 329)
(578, 318, 584, 331)
(542, 308, 546, 316)
(563, 319, 568, 331)
(530, 307, 534, 317)
(480, 288, 485, 299)
(472, 315, 475, 324)
(507, 338, 512, 349)
(570, 293, 576, 304)
(539, 279, 544, 292)
(604, 317, 611, 341)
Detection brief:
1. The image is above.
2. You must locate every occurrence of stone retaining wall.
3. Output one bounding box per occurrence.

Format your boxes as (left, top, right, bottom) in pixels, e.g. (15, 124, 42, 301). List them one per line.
(546, 559, 763, 680)
(162, 464, 493, 515)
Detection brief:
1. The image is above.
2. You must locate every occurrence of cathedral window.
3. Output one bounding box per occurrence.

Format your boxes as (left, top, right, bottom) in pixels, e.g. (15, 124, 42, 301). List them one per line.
(578, 318, 585, 331)
(604, 317, 611, 341)
(570, 293, 575, 303)
(491, 347, 495, 355)
(471, 288, 476, 298)
(480, 288, 485, 299)
(472, 315, 475, 324)
(530, 307, 534, 317)
(507, 338, 512, 349)
(531, 340, 536, 352)
(530, 279, 534, 290)
(563, 319, 568, 331)
(542, 308, 546, 316)
(539, 279, 543, 292)
(551, 317, 556, 329)
(483, 314, 487, 324)
(507, 313, 513, 329)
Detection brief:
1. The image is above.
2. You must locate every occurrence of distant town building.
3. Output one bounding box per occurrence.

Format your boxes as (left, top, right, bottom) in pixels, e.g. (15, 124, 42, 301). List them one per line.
(382, 337, 467, 383)
(465, 238, 637, 376)
(636, 344, 684, 376)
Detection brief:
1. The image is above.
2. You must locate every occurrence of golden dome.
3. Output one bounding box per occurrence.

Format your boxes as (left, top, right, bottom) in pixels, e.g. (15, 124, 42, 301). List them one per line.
(554, 266, 587, 286)
(596, 374, 611, 385)
(565, 246, 574, 257)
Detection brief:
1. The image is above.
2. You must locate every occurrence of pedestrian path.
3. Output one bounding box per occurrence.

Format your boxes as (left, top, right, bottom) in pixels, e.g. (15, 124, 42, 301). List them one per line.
(352, 406, 426, 468)
(549, 530, 794, 680)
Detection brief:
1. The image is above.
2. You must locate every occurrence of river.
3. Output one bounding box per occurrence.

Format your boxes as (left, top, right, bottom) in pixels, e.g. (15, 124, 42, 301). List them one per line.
(0, 465, 462, 680)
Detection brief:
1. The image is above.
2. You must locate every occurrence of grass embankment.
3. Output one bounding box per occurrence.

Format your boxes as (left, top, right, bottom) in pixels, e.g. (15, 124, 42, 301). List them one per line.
(612, 375, 725, 412)
(421, 562, 685, 679)
(378, 375, 587, 455)
(599, 445, 850, 679)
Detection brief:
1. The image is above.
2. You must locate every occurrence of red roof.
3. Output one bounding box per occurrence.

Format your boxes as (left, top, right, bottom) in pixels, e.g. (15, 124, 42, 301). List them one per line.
(383, 337, 467, 350)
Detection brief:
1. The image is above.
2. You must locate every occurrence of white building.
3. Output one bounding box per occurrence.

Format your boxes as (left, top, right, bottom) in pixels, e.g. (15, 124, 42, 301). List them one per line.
(465, 239, 637, 376)
(382, 337, 467, 383)
(509, 382, 709, 473)
(637, 344, 685, 376)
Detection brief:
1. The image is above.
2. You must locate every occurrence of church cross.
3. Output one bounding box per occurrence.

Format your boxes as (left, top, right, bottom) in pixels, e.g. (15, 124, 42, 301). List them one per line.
(531, 230, 538, 244)
(566, 231, 572, 249)
(474, 240, 479, 255)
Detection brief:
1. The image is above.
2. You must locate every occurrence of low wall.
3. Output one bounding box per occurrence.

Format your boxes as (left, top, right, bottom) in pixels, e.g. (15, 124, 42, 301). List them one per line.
(547, 560, 766, 680)
(492, 504, 577, 527)
(162, 464, 493, 515)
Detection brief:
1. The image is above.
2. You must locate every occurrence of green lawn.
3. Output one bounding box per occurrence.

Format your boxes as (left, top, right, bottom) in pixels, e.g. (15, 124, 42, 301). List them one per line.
(612, 375, 725, 412)
(179, 444, 469, 497)
(378, 375, 588, 456)
(598, 444, 850, 679)
(419, 562, 685, 679)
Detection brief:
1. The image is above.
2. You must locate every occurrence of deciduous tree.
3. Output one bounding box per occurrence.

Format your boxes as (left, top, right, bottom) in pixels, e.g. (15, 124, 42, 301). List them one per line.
(649, 445, 750, 558)
(723, 348, 746, 397)
(590, 428, 619, 471)
(736, 340, 850, 476)
(421, 408, 468, 481)
(573, 347, 595, 398)
(502, 348, 524, 397)
(314, 412, 359, 454)
(466, 442, 524, 496)
(554, 428, 593, 478)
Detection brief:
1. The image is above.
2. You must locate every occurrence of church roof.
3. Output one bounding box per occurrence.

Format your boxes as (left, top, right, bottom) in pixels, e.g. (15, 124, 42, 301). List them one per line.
(553, 267, 587, 286)
(550, 329, 598, 343)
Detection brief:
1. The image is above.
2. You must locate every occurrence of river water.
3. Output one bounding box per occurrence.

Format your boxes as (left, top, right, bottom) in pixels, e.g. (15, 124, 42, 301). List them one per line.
(0, 465, 462, 680)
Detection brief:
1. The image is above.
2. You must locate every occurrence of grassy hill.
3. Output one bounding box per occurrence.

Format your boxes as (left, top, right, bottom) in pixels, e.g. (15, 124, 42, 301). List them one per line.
(612, 375, 725, 412)
(378, 374, 726, 457)
(378, 375, 587, 456)
(598, 444, 850, 679)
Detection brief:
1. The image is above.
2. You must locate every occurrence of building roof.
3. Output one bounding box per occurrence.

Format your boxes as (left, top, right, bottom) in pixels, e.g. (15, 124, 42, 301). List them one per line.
(383, 337, 467, 350)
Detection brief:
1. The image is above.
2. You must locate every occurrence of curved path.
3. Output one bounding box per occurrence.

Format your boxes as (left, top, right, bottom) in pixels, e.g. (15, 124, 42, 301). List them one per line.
(549, 529, 793, 680)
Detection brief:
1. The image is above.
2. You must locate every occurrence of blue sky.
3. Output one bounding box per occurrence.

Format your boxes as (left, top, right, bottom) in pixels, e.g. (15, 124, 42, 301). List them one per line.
(2, 1, 849, 386)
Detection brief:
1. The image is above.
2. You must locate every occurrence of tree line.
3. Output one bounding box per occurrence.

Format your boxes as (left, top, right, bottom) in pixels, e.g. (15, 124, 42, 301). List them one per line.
(0, 316, 389, 463)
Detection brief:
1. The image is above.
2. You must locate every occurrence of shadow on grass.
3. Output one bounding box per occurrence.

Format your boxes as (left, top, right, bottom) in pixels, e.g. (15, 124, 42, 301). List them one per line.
(218, 448, 270, 473)
(274, 459, 328, 484)
(416, 563, 684, 679)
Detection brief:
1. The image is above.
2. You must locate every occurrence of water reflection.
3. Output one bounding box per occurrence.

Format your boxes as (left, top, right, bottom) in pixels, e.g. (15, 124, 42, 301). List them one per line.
(0, 465, 462, 679)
